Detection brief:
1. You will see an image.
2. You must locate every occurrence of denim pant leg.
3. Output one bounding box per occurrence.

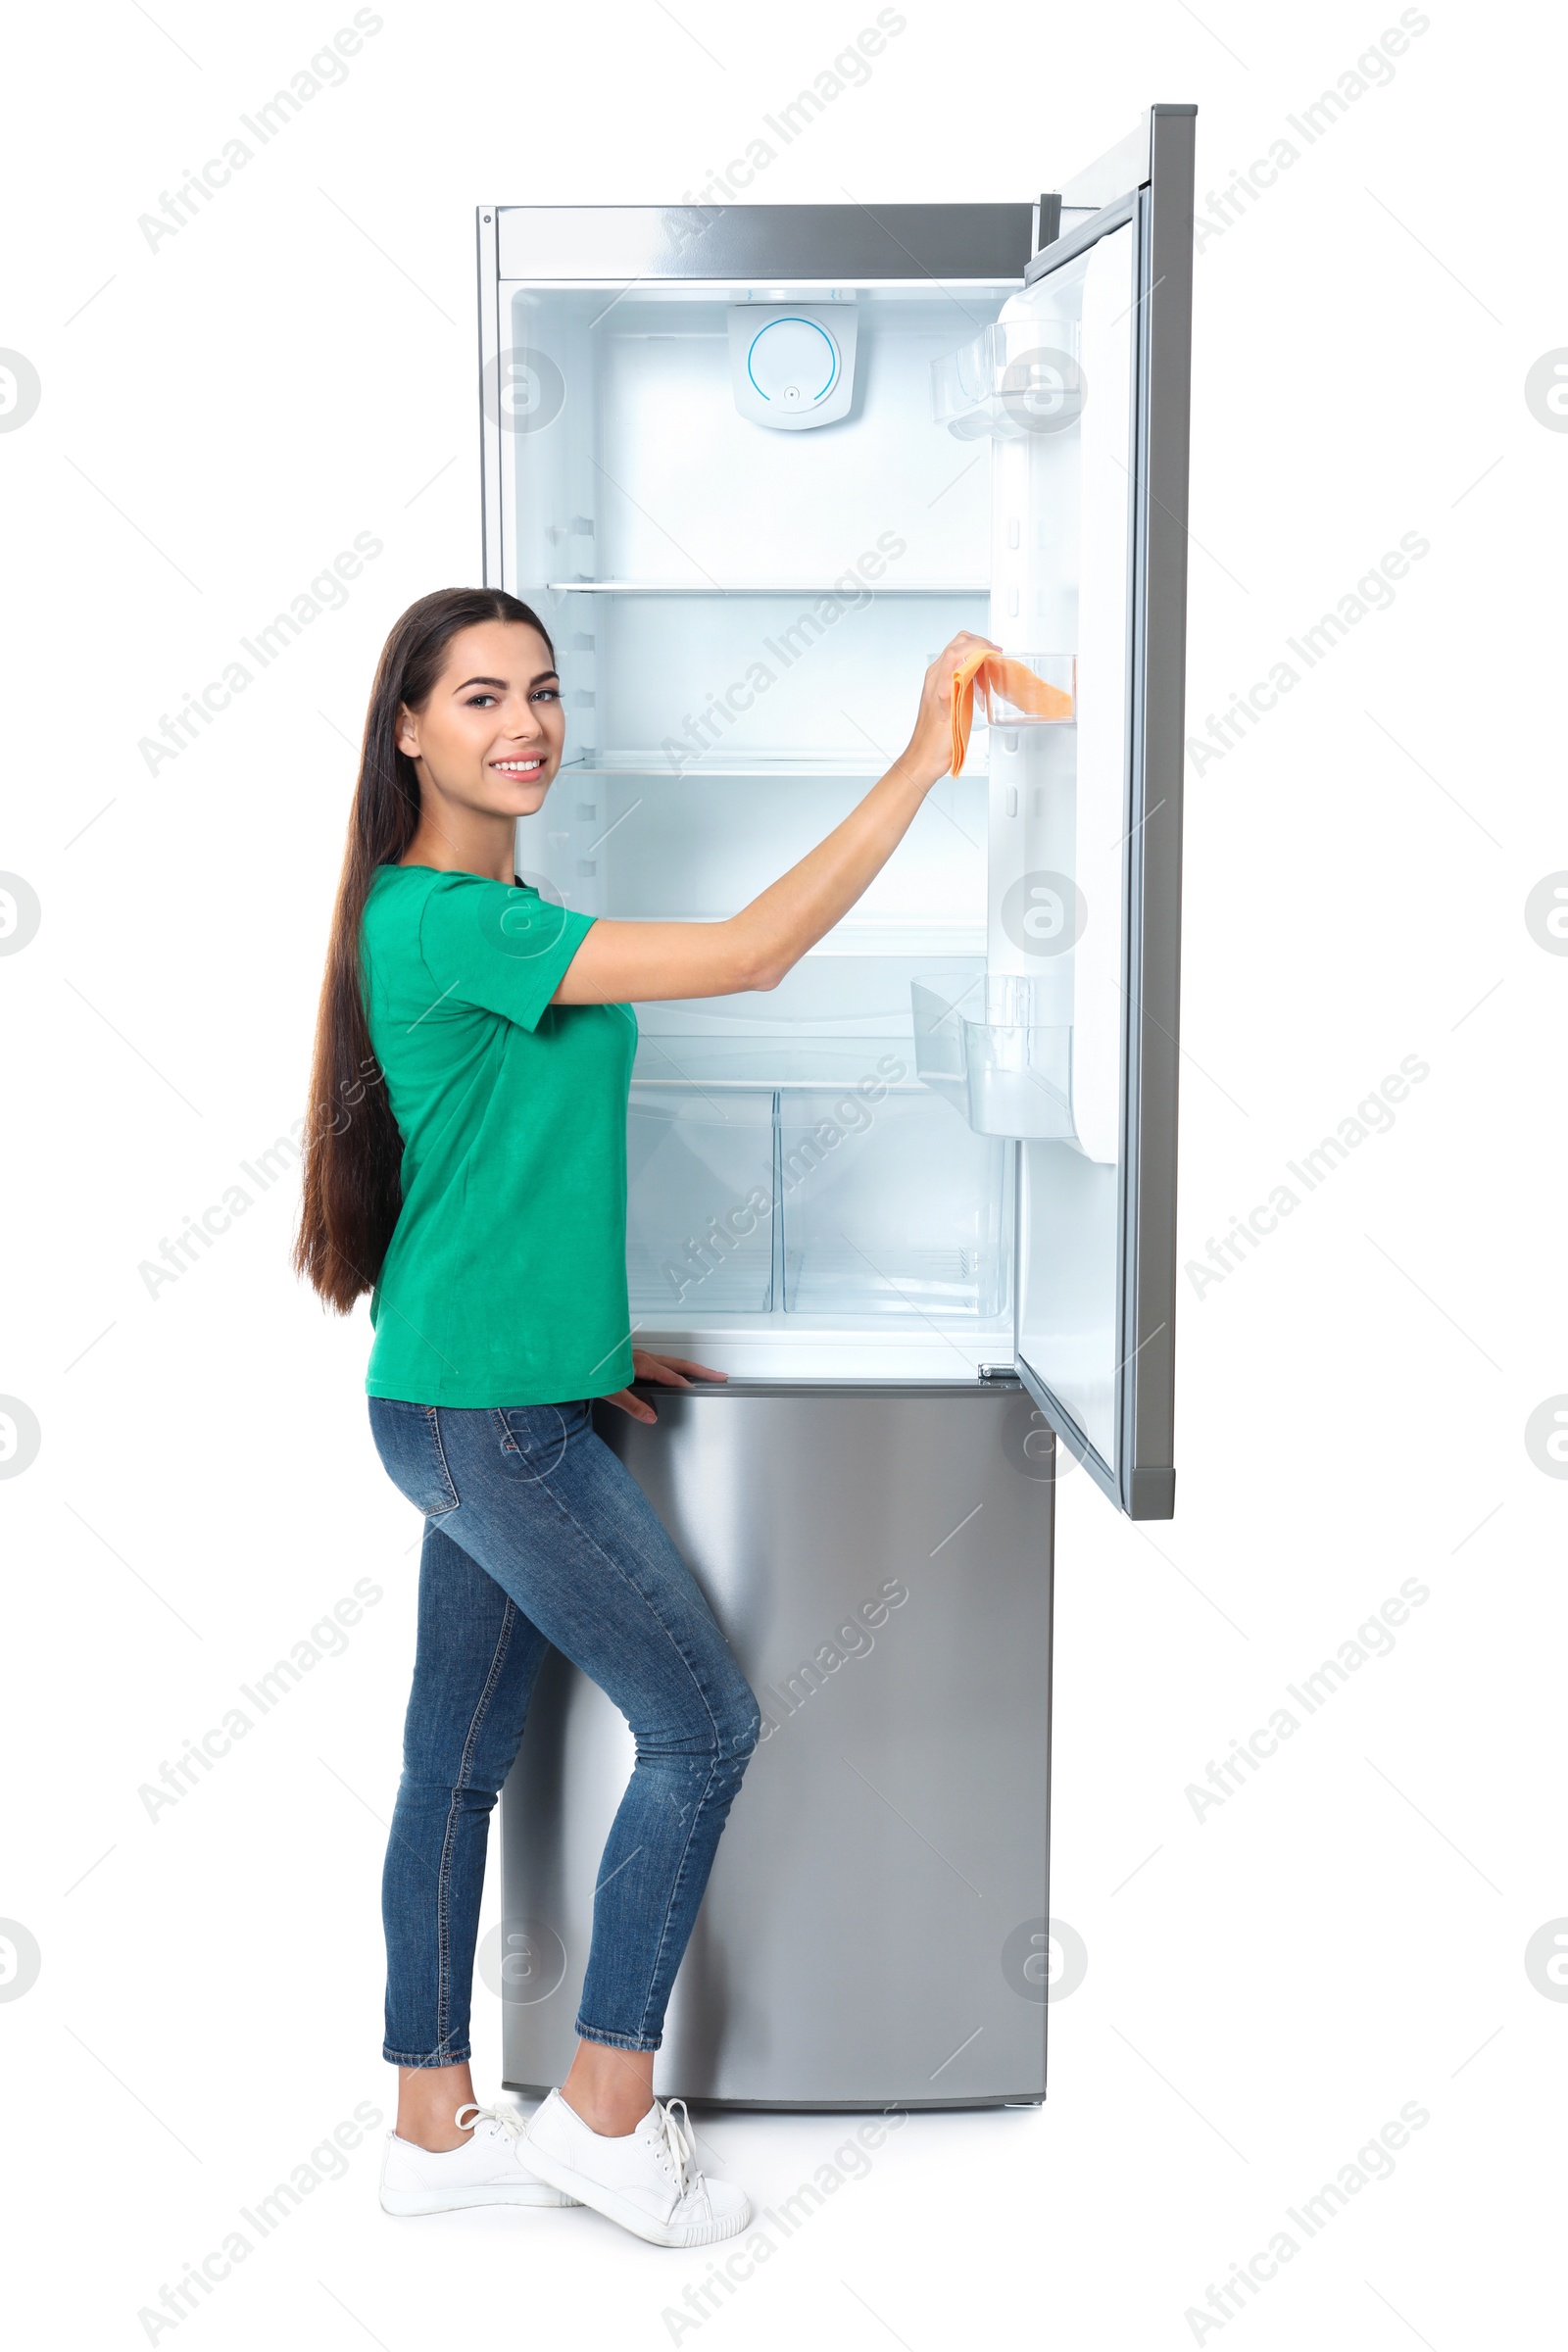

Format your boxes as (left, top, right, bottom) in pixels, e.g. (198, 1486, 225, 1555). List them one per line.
(381, 1514, 550, 2067)
(427, 1401, 762, 2054)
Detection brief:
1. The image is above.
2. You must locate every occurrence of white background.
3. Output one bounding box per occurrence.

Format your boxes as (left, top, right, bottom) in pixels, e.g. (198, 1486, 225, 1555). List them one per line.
(2, 2, 1565, 2345)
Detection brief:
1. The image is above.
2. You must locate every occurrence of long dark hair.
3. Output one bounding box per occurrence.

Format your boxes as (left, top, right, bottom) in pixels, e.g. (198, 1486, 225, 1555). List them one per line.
(293, 586, 557, 1312)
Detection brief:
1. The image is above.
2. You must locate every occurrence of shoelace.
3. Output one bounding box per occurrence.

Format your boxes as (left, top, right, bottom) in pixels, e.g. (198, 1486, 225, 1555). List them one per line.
(649, 2096, 699, 2199)
(454, 2100, 524, 2143)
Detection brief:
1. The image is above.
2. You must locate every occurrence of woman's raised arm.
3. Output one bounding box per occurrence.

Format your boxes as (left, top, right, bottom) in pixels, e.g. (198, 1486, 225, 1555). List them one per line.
(552, 630, 996, 1006)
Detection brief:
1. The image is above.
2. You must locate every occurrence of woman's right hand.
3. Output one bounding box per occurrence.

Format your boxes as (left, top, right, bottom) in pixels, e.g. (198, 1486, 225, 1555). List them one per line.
(898, 630, 1002, 792)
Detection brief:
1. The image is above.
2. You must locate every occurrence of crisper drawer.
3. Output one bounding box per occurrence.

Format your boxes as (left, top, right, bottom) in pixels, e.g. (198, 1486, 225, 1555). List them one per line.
(625, 1084, 1009, 1323)
(625, 1088, 775, 1316)
(780, 1090, 1006, 1317)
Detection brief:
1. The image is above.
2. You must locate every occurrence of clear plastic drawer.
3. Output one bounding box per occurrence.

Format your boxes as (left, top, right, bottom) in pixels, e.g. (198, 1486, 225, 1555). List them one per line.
(779, 1090, 1006, 1317)
(626, 1087, 776, 1316)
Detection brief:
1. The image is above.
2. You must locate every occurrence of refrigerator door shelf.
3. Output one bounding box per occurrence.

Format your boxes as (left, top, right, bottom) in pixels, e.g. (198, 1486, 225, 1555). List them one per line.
(932, 317, 1086, 441)
(976, 652, 1076, 729)
(956, 654, 1077, 775)
(911, 978, 1076, 1141)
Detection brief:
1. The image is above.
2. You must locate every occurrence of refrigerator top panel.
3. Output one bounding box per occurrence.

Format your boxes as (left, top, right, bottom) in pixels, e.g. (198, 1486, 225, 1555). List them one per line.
(491, 204, 1034, 285)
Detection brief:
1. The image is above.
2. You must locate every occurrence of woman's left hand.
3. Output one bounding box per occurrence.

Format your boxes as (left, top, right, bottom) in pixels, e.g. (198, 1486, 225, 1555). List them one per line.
(602, 1350, 729, 1423)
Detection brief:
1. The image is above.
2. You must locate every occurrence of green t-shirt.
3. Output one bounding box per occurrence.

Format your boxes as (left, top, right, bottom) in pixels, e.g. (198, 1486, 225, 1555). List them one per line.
(360, 863, 637, 1407)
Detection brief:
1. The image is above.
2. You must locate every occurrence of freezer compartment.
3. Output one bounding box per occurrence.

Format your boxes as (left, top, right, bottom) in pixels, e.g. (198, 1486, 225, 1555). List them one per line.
(780, 1090, 1007, 1316)
(499, 1383, 1054, 2108)
(911, 975, 1075, 1141)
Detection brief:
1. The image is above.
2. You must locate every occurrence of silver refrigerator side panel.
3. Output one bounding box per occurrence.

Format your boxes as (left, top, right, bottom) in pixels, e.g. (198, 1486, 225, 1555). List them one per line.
(500, 1383, 1055, 2109)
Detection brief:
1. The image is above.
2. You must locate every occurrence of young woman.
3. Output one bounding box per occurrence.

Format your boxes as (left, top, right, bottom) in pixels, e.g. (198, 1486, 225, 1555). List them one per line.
(295, 585, 993, 2248)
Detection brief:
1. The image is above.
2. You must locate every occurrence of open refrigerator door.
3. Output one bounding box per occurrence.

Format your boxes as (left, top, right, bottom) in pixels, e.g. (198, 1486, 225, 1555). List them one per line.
(923, 111, 1193, 1517)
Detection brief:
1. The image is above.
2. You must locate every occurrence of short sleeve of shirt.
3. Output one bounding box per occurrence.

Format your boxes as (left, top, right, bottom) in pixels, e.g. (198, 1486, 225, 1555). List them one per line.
(416, 873, 595, 1034)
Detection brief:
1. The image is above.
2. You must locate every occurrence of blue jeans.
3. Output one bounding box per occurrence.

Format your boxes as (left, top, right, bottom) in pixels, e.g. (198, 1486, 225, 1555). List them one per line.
(368, 1397, 760, 2064)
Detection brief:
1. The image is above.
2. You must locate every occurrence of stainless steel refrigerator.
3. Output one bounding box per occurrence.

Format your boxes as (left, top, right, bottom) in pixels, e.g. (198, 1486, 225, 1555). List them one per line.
(475, 106, 1195, 2109)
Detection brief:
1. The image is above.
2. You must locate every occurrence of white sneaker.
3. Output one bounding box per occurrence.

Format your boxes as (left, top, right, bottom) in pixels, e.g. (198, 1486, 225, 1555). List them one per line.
(520, 2086, 751, 2248)
(379, 2101, 580, 2215)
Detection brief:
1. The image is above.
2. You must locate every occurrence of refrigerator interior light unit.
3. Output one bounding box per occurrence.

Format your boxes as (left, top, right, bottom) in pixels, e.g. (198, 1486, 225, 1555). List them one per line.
(475, 107, 1195, 2108)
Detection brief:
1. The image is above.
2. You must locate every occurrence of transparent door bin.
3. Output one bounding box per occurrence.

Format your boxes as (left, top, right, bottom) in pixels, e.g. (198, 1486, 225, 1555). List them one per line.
(626, 1087, 775, 1317)
(911, 978, 1075, 1142)
(780, 1092, 1006, 1318)
(931, 320, 1086, 442)
(975, 652, 1075, 730)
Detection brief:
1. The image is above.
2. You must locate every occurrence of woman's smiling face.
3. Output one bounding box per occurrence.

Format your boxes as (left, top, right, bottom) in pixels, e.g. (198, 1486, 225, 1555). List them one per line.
(396, 619, 566, 820)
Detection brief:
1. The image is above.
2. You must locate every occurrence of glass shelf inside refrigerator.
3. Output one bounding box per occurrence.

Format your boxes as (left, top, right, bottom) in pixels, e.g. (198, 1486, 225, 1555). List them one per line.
(911, 975, 1076, 1141)
(561, 753, 945, 780)
(633, 955, 984, 1091)
(520, 772, 986, 947)
(634, 1040, 912, 1090)
(539, 588, 989, 784)
(546, 580, 991, 596)
(617, 915, 986, 958)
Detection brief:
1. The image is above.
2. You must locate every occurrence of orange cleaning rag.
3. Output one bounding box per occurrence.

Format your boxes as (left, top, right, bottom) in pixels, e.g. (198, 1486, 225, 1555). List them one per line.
(949, 649, 1073, 775)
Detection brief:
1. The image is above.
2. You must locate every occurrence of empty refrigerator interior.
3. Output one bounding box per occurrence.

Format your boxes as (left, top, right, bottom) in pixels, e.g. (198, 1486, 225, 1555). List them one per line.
(499, 270, 1115, 1381)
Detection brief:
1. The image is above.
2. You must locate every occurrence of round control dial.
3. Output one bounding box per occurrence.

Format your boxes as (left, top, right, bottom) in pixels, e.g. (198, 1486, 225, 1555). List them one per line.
(745, 316, 841, 412)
